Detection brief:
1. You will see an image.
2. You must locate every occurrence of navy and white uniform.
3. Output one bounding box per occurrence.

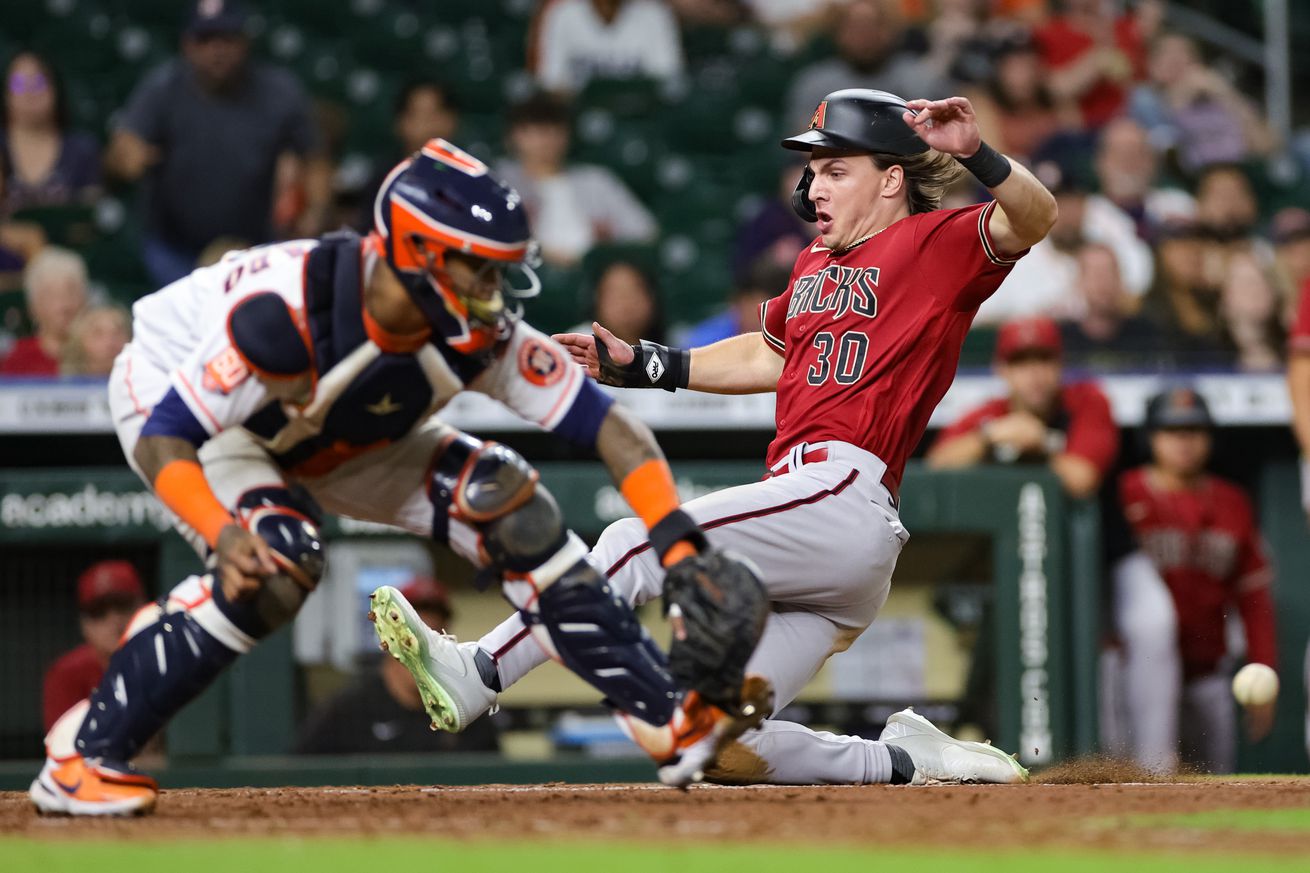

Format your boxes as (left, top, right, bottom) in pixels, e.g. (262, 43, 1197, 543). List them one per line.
(108, 232, 609, 652)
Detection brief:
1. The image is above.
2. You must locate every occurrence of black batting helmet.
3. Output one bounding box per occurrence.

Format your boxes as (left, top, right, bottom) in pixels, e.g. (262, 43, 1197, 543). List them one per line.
(1144, 386, 1214, 431)
(781, 89, 929, 222)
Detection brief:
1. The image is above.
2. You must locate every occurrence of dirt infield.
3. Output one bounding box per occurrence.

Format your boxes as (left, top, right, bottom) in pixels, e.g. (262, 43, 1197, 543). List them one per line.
(4, 779, 1310, 853)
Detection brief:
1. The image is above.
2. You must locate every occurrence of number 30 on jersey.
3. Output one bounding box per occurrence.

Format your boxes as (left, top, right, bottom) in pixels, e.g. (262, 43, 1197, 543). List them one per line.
(807, 331, 869, 386)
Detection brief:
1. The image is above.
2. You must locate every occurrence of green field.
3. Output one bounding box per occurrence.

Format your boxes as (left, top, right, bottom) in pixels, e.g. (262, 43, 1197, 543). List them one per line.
(1, 832, 1304, 873)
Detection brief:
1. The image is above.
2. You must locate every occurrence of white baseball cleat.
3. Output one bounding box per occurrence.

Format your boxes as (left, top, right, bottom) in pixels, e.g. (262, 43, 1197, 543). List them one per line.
(879, 707, 1029, 785)
(368, 585, 497, 733)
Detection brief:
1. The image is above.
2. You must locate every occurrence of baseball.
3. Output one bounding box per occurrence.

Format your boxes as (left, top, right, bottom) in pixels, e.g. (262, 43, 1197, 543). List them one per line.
(1232, 663, 1279, 707)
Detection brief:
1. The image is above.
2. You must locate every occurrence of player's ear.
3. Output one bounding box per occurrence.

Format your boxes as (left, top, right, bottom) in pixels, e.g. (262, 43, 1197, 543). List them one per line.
(881, 164, 905, 200)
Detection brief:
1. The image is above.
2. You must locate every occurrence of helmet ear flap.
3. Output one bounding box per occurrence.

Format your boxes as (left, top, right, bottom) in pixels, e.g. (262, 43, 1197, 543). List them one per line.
(791, 166, 817, 223)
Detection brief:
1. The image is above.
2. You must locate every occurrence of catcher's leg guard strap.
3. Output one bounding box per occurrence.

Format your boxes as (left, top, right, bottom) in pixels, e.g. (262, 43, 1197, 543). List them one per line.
(75, 595, 238, 762)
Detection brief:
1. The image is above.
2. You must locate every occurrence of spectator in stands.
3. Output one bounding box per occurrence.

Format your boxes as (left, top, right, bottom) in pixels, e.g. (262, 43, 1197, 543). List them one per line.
(919, 0, 1030, 87)
(968, 35, 1081, 165)
(496, 93, 656, 268)
(355, 79, 460, 233)
(2, 51, 100, 213)
(1102, 387, 1277, 774)
(0, 245, 87, 376)
(1033, 0, 1150, 129)
(732, 161, 810, 284)
(0, 150, 47, 293)
(676, 257, 790, 347)
(740, 0, 839, 55)
(782, 0, 954, 132)
(1092, 117, 1195, 242)
(296, 575, 499, 755)
(927, 316, 1119, 500)
(1142, 217, 1229, 366)
(42, 561, 147, 732)
(976, 156, 1153, 323)
(1060, 243, 1165, 371)
(530, 0, 685, 95)
(1128, 32, 1273, 173)
(1272, 208, 1310, 321)
(1194, 163, 1261, 248)
(60, 304, 130, 377)
(104, 0, 328, 287)
(584, 258, 666, 344)
(1219, 251, 1285, 373)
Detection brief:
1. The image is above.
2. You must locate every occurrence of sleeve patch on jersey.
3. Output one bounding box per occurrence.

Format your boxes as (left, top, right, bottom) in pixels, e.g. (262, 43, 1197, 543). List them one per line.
(227, 292, 312, 379)
(140, 388, 210, 446)
(552, 377, 614, 448)
(977, 201, 1022, 266)
(202, 346, 251, 395)
(518, 338, 566, 387)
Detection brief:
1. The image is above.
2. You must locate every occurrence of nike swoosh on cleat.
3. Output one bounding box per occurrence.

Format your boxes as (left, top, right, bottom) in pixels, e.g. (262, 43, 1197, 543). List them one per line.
(52, 776, 82, 795)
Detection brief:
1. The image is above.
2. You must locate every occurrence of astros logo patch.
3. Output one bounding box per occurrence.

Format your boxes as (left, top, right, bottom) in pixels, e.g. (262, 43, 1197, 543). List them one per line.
(202, 346, 250, 394)
(518, 338, 564, 387)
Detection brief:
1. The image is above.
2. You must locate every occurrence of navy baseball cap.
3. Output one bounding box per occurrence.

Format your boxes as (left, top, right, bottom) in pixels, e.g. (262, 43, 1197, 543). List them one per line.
(1145, 386, 1214, 430)
(186, 0, 248, 36)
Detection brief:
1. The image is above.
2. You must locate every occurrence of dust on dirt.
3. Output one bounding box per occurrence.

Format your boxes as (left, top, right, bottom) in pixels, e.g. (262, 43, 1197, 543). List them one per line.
(1031, 755, 1167, 784)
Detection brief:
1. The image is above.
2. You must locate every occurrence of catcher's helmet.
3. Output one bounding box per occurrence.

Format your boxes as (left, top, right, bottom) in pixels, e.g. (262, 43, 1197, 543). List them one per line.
(1144, 386, 1214, 431)
(782, 89, 929, 222)
(374, 138, 539, 354)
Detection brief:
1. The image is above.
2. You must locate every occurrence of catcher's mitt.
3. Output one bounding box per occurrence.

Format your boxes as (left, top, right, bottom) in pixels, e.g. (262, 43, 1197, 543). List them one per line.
(662, 548, 769, 715)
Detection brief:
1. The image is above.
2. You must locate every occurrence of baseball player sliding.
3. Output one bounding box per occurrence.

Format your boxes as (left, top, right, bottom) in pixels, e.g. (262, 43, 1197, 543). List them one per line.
(384, 90, 1058, 785)
(30, 139, 773, 816)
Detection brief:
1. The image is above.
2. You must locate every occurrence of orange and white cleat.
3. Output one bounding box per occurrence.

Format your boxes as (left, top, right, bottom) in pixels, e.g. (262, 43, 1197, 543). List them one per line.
(28, 699, 157, 816)
(619, 675, 774, 787)
(30, 754, 158, 816)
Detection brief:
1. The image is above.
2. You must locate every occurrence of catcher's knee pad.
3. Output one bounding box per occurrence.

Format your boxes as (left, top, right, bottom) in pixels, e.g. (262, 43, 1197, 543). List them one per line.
(76, 596, 239, 762)
(430, 436, 569, 574)
(217, 487, 326, 640)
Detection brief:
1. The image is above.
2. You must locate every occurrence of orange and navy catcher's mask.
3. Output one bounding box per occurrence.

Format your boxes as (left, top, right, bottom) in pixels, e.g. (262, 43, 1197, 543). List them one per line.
(373, 138, 540, 354)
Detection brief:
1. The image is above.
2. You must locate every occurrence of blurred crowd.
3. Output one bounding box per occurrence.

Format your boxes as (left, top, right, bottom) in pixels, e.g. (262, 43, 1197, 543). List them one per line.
(1, 0, 1308, 375)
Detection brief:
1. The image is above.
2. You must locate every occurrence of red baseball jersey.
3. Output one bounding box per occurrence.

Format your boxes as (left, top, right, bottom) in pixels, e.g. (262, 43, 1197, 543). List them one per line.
(43, 643, 105, 732)
(932, 382, 1120, 475)
(761, 201, 1024, 493)
(1118, 468, 1277, 677)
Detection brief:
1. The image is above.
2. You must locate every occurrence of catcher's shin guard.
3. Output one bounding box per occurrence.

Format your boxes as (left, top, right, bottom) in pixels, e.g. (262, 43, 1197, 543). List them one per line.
(76, 491, 324, 762)
(527, 556, 678, 725)
(75, 593, 239, 761)
(432, 436, 677, 725)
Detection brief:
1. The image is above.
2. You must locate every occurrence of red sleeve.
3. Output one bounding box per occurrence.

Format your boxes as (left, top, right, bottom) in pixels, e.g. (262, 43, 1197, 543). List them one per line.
(1231, 489, 1278, 669)
(1238, 586, 1279, 670)
(760, 288, 790, 357)
(1289, 278, 1310, 353)
(1033, 20, 1089, 68)
(43, 655, 89, 733)
(1063, 384, 1120, 476)
(931, 399, 1005, 447)
(914, 202, 1028, 312)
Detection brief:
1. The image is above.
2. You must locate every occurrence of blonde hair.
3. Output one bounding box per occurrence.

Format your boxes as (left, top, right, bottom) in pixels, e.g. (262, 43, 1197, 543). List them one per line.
(23, 245, 88, 307)
(871, 149, 968, 214)
(60, 304, 131, 376)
